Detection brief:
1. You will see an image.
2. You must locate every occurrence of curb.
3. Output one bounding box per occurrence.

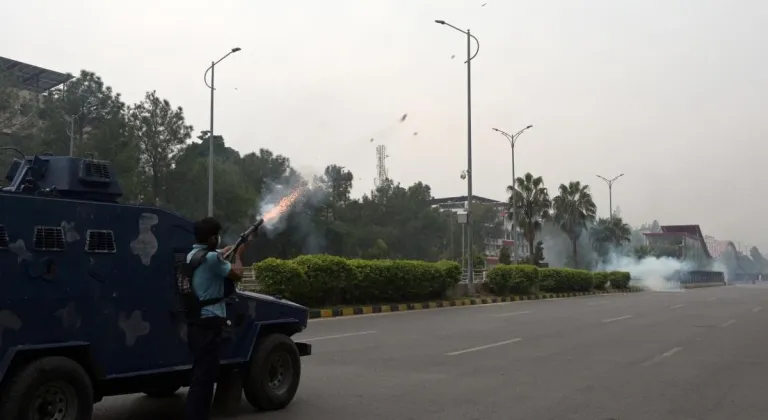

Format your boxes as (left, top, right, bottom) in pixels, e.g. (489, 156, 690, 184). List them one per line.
(309, 288, 643, 319)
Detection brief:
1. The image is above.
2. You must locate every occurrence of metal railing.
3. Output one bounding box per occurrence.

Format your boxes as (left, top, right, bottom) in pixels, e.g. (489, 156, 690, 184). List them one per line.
(238, 266, 260, 291)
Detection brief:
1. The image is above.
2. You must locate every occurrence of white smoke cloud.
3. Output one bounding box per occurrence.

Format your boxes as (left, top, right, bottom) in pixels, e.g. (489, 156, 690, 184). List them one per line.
(599, 253, 693, 292)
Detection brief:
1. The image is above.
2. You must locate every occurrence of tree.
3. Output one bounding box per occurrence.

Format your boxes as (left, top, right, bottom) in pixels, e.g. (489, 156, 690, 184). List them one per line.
(552, 181, 597, 268)
(633, 244, 656, 259)
(508, 173, 551, 264)
(127, 90, 193, 205)
(590, 216, 632, 257)
(499, 245, 512, 265)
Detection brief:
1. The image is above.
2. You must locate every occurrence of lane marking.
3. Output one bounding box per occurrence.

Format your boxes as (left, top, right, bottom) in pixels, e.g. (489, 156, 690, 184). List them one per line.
(641, 347, 683, 367)
(602, 315, 633, 323)
(493, 311, 532, 317)
(301, 331, 377, 341)
(720, 320, 736, 328)
(707, 297, 717, 301)
(753, 306, 762, 312)
(588, 301, 607, 306)
(670, 304, 685, 309)
(446, 338, 522, 356)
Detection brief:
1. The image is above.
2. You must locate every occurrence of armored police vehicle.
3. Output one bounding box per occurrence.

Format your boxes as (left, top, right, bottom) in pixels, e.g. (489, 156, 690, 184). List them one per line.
(0, 149, 312, 419)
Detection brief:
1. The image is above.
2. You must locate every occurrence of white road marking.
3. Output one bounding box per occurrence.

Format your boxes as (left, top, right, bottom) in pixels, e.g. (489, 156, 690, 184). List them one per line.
(753, 306, 762, 312)
(446, 338, 522, 356)
(707, 297, 717, 301)
(670, 304, 685, 309)
(301, 331, 377, 341)
(493, 311, 532, 317)
(602, 315, 633, 323)
(720, 320, 736, 328)
(588, 301, 608, 306)
(641, 347, 683, 367)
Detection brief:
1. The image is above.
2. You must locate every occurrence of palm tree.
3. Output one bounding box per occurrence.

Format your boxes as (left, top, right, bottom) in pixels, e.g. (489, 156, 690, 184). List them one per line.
(552, 181, 597, 268)
(590, 216, 632, 257)
(507, 173, 551, 264)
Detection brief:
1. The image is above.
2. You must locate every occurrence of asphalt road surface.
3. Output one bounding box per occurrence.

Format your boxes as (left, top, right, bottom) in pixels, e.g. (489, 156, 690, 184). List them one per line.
(94, 284, 768, 420)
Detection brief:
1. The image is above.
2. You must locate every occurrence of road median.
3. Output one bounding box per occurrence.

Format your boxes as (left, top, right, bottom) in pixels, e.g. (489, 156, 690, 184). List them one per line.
(309, 288, 643, 319)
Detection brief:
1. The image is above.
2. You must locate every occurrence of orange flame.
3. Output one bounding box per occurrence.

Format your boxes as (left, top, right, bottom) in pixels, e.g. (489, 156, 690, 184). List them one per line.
(262, 187, 306, 222)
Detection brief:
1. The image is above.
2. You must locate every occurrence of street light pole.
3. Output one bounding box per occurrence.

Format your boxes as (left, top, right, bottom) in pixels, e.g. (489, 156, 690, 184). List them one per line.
(492, 125, 533, 264)
(435, 19, 479, 293)
(204, 47, 242, 217)
(64, 98, 97, 157)
(596, 173, 624, 219)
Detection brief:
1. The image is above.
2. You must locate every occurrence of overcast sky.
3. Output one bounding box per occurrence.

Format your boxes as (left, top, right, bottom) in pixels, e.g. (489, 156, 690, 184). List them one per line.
(2, 0, 766, 249)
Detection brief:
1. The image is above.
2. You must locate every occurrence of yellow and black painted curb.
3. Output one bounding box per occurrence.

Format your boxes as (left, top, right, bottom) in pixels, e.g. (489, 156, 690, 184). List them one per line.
(309, 287, 643, 319)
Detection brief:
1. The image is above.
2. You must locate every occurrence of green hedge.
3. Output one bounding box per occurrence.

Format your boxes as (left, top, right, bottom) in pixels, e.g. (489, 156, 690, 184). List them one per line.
(251, 255, 461, 308)
(489, 265, 631, 295)
(607, 271, 631, 289)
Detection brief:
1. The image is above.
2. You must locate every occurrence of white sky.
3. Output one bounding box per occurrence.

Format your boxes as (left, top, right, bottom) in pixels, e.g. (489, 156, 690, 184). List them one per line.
(2, 0, 767, 249)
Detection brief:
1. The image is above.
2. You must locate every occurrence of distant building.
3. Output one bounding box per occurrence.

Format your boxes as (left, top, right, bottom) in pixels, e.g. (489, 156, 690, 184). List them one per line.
(642, 224, 712, 268)
(0, 56, 73, 138)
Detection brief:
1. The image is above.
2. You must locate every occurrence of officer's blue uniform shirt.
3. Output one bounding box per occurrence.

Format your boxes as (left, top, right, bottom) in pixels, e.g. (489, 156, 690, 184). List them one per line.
(187, 244, 232, 318)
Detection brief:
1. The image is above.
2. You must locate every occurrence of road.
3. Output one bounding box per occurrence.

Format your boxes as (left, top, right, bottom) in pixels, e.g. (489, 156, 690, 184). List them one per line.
(94, 284, 768, 419)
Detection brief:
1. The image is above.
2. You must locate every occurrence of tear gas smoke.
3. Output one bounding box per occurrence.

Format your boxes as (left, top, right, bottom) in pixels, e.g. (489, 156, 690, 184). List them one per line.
(599, 254, 692, 292)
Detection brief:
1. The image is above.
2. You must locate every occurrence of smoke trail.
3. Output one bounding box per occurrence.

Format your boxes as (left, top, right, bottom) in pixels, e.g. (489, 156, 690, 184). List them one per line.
(253, 171, 328, 251)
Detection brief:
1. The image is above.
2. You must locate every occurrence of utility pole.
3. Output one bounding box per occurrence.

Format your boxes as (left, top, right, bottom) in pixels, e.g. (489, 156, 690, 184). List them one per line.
(492, 125, 533, 264)
(596, 173, 624, 219)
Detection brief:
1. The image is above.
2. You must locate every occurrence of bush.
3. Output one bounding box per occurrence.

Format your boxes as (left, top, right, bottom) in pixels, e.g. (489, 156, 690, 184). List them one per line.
(608, 271, 631, 289)
(254, 256, 461, 307)
(537, 268, 593, 292)
(593, 272, 609, 290)
(488, 264, 539, 295)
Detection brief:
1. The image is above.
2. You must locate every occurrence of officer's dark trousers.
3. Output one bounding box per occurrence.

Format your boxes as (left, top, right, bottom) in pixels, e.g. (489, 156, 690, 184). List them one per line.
(185, 322, 223, 420)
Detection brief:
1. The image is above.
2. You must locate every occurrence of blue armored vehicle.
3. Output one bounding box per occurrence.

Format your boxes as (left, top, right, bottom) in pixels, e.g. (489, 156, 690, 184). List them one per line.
(0, 149, 312, 419)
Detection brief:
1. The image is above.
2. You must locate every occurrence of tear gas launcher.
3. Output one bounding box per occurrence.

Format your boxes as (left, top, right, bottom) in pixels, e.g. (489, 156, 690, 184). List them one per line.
(223, 218, 264, 262)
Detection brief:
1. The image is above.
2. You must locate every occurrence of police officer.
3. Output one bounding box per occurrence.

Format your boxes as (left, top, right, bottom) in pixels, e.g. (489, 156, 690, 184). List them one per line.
(185, 217, 247, 420)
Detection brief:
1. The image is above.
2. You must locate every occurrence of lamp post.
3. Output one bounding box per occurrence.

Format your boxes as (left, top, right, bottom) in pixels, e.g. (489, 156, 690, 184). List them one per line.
(64, 98, 97, 157)
(435, 19, 479, 293)
(204, 47, 242, 217)
(596, 173, 624, 219)
(492, 125, 533, 264)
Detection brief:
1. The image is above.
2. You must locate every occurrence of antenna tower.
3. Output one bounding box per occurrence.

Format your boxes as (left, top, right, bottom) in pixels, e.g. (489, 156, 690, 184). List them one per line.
(374, 144, 388, 187)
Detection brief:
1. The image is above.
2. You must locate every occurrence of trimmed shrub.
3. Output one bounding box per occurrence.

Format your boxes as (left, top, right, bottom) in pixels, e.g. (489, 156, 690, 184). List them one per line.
(252, 257, 460, 307)
(608, 271, 631, 289)
(254, 258, 309, 303)
(593, 272, 609, 290)
(538, 268, 565, 292)
(488, 264, 539, 295)
(292, 255, 358, 307)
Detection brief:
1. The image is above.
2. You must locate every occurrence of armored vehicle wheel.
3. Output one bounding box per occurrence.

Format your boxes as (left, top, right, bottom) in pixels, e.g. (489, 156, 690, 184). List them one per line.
(0, 356, 93, 420)
(143, 385, 181, 398)
(243, 333, 301, 411)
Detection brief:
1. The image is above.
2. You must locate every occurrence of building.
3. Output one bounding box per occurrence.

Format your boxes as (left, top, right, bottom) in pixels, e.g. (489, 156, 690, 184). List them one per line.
(1, 56, 73, 139)
(429, 195, 527, 266)
(642, 224, 712, 268)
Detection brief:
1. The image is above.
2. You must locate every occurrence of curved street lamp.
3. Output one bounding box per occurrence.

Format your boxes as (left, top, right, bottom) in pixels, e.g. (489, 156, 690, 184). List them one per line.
(596, 173, 624, 219)
(492, 125, 533, 263)
(204, 47, 242, 216)
(434, 19, 480, 292)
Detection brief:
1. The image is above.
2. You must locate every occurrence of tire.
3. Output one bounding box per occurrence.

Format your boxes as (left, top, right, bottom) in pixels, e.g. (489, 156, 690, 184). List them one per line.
(0, 356, 94, 420)
(143, 385, 181, 398)
(243, 333, 301, 411)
